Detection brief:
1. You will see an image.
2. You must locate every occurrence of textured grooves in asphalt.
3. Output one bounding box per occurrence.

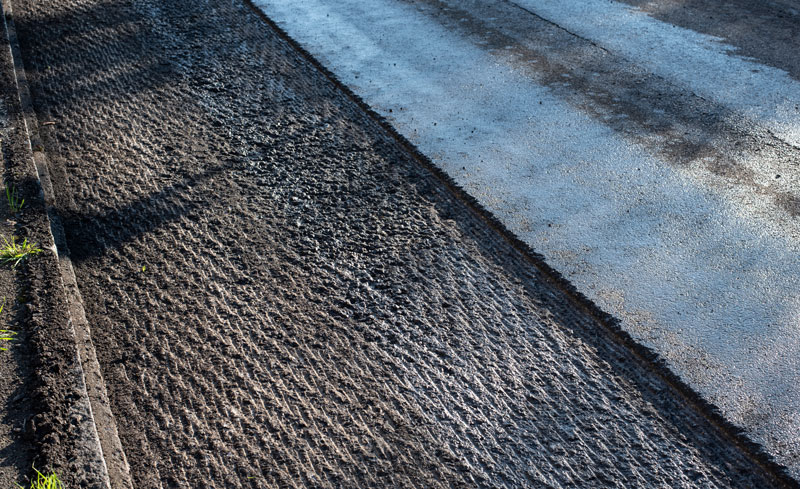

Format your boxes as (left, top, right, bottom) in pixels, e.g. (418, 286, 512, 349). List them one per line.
(10, 0, 789, 487)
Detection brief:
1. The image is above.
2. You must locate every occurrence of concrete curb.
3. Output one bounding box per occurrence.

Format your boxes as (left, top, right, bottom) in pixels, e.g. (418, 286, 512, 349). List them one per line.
(1, 1, 131, 487)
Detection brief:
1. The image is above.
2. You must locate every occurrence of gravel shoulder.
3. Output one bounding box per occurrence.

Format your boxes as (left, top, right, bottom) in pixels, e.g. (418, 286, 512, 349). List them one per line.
(7, 0, 798, 487)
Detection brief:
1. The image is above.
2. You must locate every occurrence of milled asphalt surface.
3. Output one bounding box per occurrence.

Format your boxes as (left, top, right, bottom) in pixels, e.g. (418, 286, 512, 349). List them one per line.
(256, 0, 800, 475)
(6, 0, 796, 487)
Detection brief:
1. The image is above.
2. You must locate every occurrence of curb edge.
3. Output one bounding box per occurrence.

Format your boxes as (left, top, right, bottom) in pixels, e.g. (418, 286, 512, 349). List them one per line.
(0, 2, 131, 487)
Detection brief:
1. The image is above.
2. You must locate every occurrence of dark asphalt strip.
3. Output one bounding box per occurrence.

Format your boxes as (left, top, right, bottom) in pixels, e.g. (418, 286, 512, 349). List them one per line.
(7, 0, 798, 487)
(615, 0, 800, 82)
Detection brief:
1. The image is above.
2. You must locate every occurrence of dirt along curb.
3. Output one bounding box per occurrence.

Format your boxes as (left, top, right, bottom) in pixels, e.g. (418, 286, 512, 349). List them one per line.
(0, 1, 130, 487)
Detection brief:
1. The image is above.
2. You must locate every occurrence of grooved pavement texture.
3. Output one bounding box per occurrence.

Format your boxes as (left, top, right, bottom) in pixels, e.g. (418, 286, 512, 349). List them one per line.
(12, 0, 779, 487)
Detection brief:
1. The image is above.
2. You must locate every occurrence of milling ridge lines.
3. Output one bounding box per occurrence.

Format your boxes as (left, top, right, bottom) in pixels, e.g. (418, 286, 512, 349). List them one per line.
(254, 0, 800, 477)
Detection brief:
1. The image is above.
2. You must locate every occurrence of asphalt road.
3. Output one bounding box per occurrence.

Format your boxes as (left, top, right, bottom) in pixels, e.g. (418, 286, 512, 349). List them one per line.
(255, 0, 800, 476)
(8, 0, 798, 487)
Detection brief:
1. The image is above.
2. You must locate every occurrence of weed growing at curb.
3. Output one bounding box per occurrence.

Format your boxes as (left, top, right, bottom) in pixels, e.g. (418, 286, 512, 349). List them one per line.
(0, 328, 15, 351)
(16, 466, 64, 489)
(0, 299, 15, 351)
(0, 236, 41, 268)
(5, 184, 24, 213)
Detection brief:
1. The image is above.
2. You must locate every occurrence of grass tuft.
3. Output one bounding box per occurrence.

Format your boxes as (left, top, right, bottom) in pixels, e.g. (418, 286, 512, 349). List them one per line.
(0, 299, 14, 351)
(17, 466, 64, 489)
(0, 236, 41, 268)
(5, 184, 24, 214)
(0, 328, 15, 351)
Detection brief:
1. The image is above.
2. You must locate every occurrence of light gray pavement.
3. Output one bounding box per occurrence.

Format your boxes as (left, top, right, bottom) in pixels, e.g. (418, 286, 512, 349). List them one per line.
(254, 0, 800, 476)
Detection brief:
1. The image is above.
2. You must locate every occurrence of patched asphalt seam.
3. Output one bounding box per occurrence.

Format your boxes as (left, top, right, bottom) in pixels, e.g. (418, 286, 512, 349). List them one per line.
(503, 0, 612, 54)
